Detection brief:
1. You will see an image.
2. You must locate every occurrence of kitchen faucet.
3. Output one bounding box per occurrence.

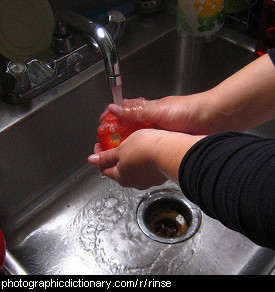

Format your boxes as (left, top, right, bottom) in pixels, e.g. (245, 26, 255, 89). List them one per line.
(0, 10, 124, 104)
(56, 10, 122, 88)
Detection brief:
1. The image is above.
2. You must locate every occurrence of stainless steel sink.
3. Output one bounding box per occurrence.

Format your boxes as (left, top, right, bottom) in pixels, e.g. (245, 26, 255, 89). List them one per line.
(0, 10, 274, 275)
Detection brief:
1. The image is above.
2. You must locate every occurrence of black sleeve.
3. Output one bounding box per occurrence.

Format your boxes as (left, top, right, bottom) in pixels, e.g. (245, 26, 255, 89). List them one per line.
(178, 132, 275, 250)
(268, 47, 275, 66)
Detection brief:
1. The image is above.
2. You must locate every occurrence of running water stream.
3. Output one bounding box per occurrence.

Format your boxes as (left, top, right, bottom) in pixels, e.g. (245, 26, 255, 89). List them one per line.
(111, 85, 123, 105)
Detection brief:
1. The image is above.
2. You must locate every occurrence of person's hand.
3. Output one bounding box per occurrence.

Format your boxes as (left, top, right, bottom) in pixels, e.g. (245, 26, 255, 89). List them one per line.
(88, 128, 204, 190)
(107, 95, 211, 135)
(107, 52, 275, 135)
(88, 129, 167, 189)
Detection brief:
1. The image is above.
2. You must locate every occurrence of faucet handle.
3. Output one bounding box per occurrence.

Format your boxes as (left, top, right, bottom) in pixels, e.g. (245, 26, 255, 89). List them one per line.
(106, 10, 126, 44)
(55, 20, 68, 38)
(3, 61, 30, 93)
(54, 19, 75, 54)
(1, 60, 31, 104)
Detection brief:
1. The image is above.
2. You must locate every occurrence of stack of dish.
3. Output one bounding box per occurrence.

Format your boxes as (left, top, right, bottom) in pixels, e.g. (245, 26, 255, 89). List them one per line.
(0, 0, 54, 61)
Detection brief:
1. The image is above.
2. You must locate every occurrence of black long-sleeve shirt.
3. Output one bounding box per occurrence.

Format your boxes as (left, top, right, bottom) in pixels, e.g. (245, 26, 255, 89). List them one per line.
(179, 132, 275, 250)
(178, 49, 275, 250)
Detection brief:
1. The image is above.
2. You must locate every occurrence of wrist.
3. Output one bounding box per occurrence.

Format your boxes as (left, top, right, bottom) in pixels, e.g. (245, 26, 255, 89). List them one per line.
(188, 91, 218, 135)
(150, 131, 205, 183)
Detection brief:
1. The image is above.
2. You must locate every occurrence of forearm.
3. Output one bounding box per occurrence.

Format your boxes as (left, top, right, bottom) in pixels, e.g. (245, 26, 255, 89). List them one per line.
(150, 132, 205, 182)
(204, 53, 275, 133)
(179, 132, 275, 249)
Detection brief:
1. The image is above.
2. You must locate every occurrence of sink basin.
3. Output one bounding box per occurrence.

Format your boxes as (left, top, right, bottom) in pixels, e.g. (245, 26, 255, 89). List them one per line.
(0, 10, 274, 275)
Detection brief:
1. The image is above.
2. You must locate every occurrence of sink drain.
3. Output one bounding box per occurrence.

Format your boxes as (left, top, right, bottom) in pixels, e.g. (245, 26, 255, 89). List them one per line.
(137, 188, 202, 244)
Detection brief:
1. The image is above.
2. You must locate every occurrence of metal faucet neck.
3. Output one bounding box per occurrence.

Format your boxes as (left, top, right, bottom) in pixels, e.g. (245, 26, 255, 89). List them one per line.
(56, 10, 122, 87)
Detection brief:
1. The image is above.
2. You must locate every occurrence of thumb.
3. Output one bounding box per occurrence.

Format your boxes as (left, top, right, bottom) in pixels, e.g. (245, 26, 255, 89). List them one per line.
(88, 148, 118, 168)
(108, 98, 150, 123)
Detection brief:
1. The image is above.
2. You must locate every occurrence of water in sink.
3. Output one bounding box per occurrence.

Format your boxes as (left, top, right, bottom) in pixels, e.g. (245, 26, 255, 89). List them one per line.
(11, 171, 202, 275)
(68, 180, 202, 275)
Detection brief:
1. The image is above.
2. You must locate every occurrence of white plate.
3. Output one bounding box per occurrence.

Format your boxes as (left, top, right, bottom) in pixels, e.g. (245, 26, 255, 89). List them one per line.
(0, 0, 54, 61)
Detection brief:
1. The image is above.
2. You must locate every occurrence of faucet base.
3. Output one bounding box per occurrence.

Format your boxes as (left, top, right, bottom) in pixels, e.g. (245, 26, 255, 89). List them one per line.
(0, 35, 101, 104)
(0, 10, 124, 105)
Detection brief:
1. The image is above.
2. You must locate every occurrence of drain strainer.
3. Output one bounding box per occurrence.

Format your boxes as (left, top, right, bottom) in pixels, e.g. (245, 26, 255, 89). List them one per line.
(137, 188, 202, 244)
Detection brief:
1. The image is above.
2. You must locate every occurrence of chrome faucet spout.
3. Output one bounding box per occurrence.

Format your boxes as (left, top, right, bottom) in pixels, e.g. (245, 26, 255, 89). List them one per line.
(56, 10, 122, 87)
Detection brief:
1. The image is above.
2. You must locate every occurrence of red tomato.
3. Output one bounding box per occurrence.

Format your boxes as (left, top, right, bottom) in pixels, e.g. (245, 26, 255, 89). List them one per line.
(0, 228, 6, 271)
(98, 110, 153, 151)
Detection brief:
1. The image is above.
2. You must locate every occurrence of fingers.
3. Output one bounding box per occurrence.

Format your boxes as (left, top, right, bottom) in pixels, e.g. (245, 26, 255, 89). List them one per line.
(122, 97, 147, 106)
(88, 148, 118, 168)
(88, 147, 120, 182)
(101, 165, 120, 182)
(108, 97, 149, 123)
(99, 108, 109, 122)
(94, 143, 102, 154)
